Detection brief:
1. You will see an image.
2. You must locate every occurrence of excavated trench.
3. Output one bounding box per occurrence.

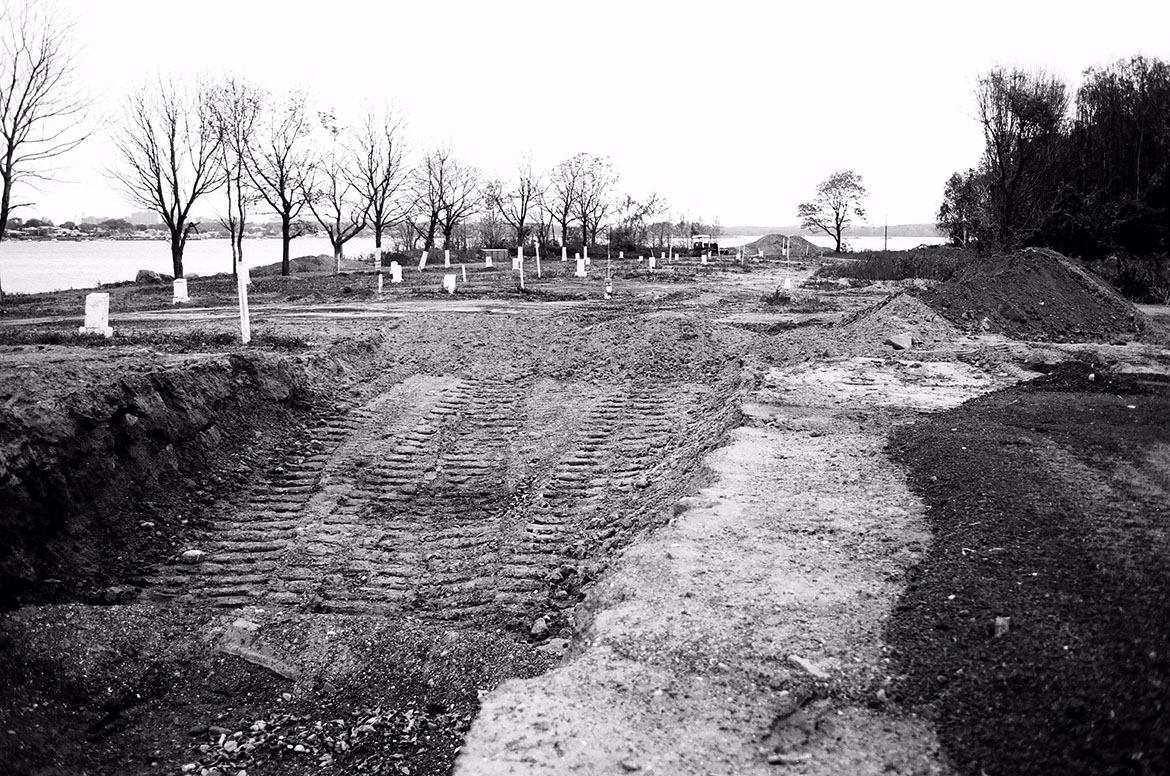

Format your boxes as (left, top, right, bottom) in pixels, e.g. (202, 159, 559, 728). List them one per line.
(0, 308, 751, 775)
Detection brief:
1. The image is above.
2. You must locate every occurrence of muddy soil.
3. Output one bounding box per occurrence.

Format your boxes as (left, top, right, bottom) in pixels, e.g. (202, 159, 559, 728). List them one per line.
(0, 256, 1167, 776)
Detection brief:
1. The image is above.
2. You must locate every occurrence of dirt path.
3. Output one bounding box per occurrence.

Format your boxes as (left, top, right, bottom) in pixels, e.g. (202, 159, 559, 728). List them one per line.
(456, 354, 1013, 774)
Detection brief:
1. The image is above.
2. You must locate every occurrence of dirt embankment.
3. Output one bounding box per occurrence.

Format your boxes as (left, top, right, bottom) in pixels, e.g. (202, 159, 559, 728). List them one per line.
(0, 342, 372, 609)
(920, 248, 1147, 342)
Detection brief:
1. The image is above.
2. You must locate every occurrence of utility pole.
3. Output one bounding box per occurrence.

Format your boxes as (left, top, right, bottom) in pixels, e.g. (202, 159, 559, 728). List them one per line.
(884, 215, 888, 252)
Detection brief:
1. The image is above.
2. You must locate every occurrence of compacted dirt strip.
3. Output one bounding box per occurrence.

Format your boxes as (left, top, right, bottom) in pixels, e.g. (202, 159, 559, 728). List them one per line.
(456, 356, 1012, 774)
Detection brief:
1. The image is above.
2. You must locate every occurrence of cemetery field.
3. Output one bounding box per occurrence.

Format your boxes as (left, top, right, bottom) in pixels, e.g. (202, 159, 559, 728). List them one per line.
(1, 254, 1169, 776)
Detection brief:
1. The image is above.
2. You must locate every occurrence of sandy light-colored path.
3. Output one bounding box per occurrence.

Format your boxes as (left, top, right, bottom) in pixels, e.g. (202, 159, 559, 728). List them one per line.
(456, 355, 1007, 775)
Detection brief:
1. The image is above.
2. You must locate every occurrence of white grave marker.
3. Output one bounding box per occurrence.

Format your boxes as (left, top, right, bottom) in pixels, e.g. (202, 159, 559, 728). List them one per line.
(419, 250, 428, 270)
(701, 253, 708, 266)
(575, 257, 587, 278)
(461, 264, 468, 282)
(535, 245, 542, 278)
(561, 246, 567, 262)
(172, 278, 189, 303)
(444, 249, 451, 267)
(443, 274, 457, 294)
(390, 261, 403, 283)
(618, 251, 624, 259)
(649, 257, 657, 271)
(78, 292, 113, 337)
(604, 281, 612, 299)
(783, 277, 793, 290)
(377, 273, 384, 293)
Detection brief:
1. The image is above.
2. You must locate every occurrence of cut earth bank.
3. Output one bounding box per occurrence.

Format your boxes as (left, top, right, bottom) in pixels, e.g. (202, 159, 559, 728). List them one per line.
(0, 250, 1167, 776)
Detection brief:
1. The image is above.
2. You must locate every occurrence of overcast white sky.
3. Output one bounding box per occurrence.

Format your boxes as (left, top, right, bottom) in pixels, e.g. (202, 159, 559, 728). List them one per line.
(23, 0, 1170, 227)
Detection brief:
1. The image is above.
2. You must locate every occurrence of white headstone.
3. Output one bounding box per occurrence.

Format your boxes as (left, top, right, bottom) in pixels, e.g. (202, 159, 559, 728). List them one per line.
(649, 257, 657, 271)
(604, 281, 612, 299)
(783, 277, 793, 290)
(172, 278, 189, 303)
(561, 246, 567, 262)
(575, 257, 587, 278)
(419, 250, 428, 270)
(443, 273, 457, 294)
(485, 255, 494, 268)
(444, 249, 451, 267)
(461, 264, 468, 282)
(390, 261, 403, 283)
(701, 253, 708, 266)
(78, 292, 113, 337)
(377, 273, 384, 293)
(618, 251, 624, 259)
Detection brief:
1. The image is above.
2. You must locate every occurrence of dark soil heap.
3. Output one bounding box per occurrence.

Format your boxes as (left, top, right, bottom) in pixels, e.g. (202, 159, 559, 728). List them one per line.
(920, 248, 1146, 342)
(741, 234, 824, 257)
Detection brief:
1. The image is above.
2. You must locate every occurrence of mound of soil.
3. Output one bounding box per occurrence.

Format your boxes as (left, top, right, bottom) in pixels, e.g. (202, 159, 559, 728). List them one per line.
(834, 290, 964, 352)
(920, 248, 1146, 342)
(887, 361, 1170, 775)
(741, 234, 824, 257)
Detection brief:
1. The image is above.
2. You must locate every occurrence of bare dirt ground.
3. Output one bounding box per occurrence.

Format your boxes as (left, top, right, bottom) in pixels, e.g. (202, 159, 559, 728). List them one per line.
(1, 253, 1168, 776)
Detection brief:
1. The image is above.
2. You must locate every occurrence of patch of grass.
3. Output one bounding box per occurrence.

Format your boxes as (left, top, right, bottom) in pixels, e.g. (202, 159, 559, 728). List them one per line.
(759, 289, 833, 313)
(816, 246, 970, 282)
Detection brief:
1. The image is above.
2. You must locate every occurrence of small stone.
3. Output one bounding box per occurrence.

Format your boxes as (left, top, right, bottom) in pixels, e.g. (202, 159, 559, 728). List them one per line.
(293, 744, 306, 753)
(884, 333, 913, 350)
(787, 655, 830, 680)
(530, 617, 550, 640)
(768, 752, 812, 765)
(181, 765, 198, 774)
(994, 616, 1011, 638)
(180, 549, 206, 562)
(223, 740, 238, 753)
(619, 759, 641, 772)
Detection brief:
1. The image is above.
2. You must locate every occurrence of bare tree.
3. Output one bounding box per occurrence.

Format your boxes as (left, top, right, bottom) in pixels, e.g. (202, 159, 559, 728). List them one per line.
(797, 170, 868, 253)
(573, 154, 617, 246)
(302, 114, 366, 271)
(247, 90, 313, 275)
(0, 0, 89, 303)
(111, 76, 223, 278)
(411, 147, 480, 250)
(545, 154, 582, 246)
(209, 77, 262, 276)
(354, 105, 408, 257)
(486, 155, 544, 247)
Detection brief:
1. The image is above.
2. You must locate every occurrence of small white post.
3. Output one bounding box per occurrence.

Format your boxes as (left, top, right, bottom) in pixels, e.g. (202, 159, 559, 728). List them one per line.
(649, 257, 657, 272)
(78, 292, 113, 337)
(172, 278, 189, 303)
(519, 253, 525, 288)
(701, 252, 708, 266)
(575, 255, 586, 278)
(604, 280, 612, 299)
(444, 249, 451, 267)
(237, 266, 251, 344)
(461, 264, 467, 282)
(535, 244, 542, 278)
(443, 273, 457, 294)
(783, 277, 793, 290)
(419, 250, 428, 271)
(485, 253, 494, 268)
(618, 250, 624, 259)
(390, 261, 403, 283)
(561, 245, 567, 262)
(377, 273, 384, 293)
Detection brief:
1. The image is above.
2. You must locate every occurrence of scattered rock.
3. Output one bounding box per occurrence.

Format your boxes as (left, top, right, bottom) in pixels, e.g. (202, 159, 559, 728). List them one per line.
(530, 616, 550, 640)
(135, 269, 167, 284)
(885, 333, 913, 350)
(787, 654, 831, 679)
(994, 616, 1011, 638)
(180, 549, 206, 562)
(619, 759, 642, 772)
(767, 752, 812, 765)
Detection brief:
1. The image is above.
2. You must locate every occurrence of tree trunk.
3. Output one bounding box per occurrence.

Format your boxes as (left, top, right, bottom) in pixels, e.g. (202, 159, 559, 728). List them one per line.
(281, 215, 292, 276)
(332, 235, 343, 274)
(171, 230, 185, 278)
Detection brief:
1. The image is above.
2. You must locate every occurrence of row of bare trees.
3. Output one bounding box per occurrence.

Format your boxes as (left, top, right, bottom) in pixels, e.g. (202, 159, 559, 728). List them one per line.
(0, 1, 689, 293)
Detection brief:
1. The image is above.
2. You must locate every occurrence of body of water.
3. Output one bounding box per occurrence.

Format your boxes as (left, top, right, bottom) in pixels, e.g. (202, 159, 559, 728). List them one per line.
(0, 237, 383, 295)
(803, 235, 950, 252)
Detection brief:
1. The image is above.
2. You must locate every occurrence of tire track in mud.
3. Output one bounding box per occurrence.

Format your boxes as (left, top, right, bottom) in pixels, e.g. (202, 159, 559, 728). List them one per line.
(142, 372, 735, 630)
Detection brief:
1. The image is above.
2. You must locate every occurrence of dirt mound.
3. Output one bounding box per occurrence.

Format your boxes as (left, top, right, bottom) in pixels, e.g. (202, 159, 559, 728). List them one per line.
(836, 290, 964, 350)
(921, 248, 1146, 342)
(742, 233, 824, 257)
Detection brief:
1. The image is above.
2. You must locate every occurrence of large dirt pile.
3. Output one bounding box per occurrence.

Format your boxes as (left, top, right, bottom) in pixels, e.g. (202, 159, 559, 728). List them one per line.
(921, 248, 1146, 342)
(741, 234, 824, 257)
(835, 290, 965, 351)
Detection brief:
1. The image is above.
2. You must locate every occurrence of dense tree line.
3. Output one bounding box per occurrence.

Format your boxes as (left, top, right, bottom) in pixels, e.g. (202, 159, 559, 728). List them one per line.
(939, 56, 1170, 299)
